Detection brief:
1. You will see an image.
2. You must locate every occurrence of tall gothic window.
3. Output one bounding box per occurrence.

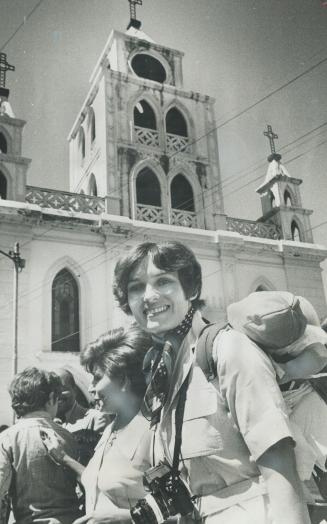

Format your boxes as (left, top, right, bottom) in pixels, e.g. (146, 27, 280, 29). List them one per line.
(0, 132, 7, 154)
(171, 174, 194, 211)
(136, 168, 161, 206)
(166, 107, 188, 137)
(291, 220, 301, 241)
(134, 100, 157, 130)
(52, 269, 80, 352)
(79, 128, 85, 161)
(90, 108, 96, 143)
(0, 172, 7, 199)
(89, 173, 98, 196)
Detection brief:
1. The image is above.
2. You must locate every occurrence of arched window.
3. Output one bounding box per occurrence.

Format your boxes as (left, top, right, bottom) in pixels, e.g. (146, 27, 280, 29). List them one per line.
(171, 174, 195, 212)
(269, 190, 275, 208)
(0, 132, 7, 154)
(88, 174, 98, 196)
(0, 172, 7, 199)
(136, 168, 161, 206)
(166, 107, 188, 137)
(90, 108, 96, 143)
(291, 220, 301, 241)
(52, 269, 80, 352)
(79, 128, 85, 161)
(255, 285, 268, 292)
(284, 190, 292, 206)
(134, 100, 157, 130)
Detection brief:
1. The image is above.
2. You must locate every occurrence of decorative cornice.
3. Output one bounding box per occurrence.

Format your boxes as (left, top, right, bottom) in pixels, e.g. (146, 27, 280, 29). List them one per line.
(0, 153, 31, 165)
(257, 174, 302, 193)
(108, 69, 214, 103)
(0, 114, 26, 128)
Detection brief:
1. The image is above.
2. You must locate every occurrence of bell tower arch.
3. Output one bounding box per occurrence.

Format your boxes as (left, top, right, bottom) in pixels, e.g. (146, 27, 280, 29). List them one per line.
(256, 125, 313, 243)
(68, 11, 224, 230)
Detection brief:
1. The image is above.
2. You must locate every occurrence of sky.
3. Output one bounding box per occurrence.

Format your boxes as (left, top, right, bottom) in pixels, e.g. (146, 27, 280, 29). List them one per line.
(1, 0, 327, 286)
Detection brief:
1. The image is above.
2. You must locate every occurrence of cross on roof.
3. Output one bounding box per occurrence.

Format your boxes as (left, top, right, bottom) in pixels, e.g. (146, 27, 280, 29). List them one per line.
(263, 124, 278, 154)
(0, 53, 15, 89)
(128, 0, 142, 21)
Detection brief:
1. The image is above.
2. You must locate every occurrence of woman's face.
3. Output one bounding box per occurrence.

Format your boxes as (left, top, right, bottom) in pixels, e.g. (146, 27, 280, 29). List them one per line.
(127, 256, 190, 335)
(89, 367, 124, 415)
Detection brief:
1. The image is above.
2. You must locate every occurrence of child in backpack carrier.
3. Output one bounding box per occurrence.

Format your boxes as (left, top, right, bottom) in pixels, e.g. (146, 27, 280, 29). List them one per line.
(227, 291, 327, 498)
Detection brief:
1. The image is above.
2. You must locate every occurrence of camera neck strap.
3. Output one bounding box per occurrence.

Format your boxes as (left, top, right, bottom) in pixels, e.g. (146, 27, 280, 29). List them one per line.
(172, 369, 191, 474)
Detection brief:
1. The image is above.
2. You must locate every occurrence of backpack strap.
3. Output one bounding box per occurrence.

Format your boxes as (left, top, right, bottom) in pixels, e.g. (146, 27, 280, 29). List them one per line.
(195, 321, 228, 380)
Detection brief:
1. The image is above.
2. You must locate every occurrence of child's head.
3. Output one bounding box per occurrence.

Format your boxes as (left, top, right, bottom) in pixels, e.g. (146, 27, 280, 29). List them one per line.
(228, 291, 327, 357)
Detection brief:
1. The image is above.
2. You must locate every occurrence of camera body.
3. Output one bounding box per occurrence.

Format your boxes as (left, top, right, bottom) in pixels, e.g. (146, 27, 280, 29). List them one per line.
(131, 463, 195, 524)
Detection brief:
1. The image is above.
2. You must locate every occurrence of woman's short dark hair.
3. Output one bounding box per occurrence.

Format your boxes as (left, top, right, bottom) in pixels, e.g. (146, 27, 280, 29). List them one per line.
(9, 367, 61, 418)
(80, 326, 152, 398)
(113, 241, 204, 314)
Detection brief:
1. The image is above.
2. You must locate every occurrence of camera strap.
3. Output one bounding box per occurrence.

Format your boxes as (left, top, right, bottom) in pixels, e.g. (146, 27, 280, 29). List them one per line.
(172, 370, 191, 474)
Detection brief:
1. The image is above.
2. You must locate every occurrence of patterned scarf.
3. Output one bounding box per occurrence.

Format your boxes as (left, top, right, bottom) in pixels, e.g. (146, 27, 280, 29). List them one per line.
(142, 306, 195, 426)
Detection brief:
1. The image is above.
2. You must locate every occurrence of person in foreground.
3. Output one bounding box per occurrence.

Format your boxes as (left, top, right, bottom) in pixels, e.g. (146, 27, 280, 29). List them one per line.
(0, 367, 81, 524)
(41, 326, 153, 524)
(113, 241, 311, 524)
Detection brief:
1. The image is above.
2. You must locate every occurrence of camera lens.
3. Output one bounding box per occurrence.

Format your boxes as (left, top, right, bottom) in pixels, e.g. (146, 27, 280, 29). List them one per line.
(131, 495, 166, 524)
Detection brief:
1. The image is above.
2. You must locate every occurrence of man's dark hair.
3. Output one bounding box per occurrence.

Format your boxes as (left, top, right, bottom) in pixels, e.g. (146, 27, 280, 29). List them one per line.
(9, 367, 61, 418)
(80, 326, 152, 398)
(113, 241, 204, 314)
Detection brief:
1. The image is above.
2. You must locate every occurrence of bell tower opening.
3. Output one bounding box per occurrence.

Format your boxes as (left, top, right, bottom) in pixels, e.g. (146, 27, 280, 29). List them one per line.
(291, 220, 302, 241)
(136, 168, 161, 206)
(166, 107, 187, 137)
(0, 171, 7, 199)
(284, 190, 292, 206)
(0, 132, 7, 153)
(134, 100, 157, 130)
(171, 174, 194, 212)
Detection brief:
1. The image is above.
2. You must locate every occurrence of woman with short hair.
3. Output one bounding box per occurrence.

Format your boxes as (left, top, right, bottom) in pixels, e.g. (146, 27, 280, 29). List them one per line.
(41, 326, 153, 524)
(113, 241, 311, 524)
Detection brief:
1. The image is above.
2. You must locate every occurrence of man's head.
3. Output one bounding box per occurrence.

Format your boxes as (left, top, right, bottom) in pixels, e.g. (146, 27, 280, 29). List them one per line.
(56, 368, 77, 418)
(9, 367, 61, 418)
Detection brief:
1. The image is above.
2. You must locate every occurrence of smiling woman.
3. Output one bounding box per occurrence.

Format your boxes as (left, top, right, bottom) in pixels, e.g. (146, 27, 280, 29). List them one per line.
(113, 241, 311, 524)
(40, 326, 153, 524)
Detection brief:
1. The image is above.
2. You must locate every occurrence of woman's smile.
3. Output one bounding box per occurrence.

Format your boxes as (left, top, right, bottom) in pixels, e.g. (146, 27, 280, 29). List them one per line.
(127, 257, 190, 334)
(144, 304, 170, 319)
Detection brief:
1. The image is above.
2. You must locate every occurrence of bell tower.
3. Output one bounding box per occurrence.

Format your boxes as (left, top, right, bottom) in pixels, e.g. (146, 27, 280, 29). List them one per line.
(256, 125, 313, 243)
(0, 53, 31, 201)
(68, 2, 225, 230)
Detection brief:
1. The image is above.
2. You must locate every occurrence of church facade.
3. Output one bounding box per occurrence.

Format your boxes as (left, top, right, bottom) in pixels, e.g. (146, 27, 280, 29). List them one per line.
(0, 20, 326, 423)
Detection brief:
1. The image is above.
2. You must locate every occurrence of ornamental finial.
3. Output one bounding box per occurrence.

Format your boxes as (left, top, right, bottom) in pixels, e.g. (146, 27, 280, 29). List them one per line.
(127, 0, 143, 30)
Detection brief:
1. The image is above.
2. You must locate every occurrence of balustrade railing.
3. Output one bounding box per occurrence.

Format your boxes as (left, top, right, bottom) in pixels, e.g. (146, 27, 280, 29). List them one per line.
(134, 126, 159, 148)
(166, 133, 190, 154)
(226, 217, 280, 240)
(136, 204, 164, 224)
(25, 186, 105, 214)
(170, 208, 197, 228)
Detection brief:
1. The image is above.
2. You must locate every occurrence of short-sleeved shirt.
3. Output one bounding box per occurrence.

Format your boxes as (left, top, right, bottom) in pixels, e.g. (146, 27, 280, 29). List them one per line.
(0, 411, 81, 524)
(81, 411, 152, 514)
(153, 312, 294, 517)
